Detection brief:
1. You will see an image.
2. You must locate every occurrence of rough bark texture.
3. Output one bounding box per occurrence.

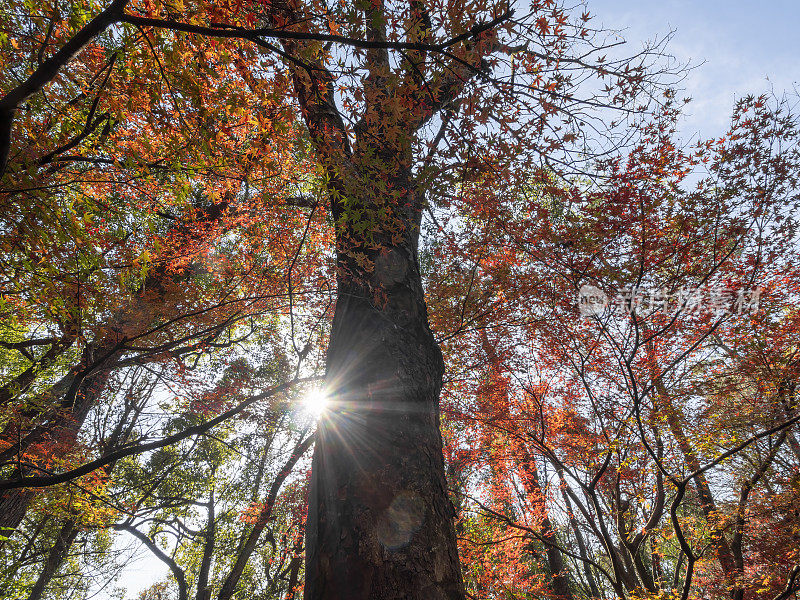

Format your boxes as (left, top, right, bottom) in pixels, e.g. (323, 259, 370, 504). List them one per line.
(303, 166, 464, 600)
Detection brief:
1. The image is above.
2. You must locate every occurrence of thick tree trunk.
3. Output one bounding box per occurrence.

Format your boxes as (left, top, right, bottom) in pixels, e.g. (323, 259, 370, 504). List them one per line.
(0, 349, 116, 541)
(303, 171, 464, 600)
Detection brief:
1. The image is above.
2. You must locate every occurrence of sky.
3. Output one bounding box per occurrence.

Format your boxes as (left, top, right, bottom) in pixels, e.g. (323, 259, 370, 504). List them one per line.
(104, 2, 800, 598)
(588, 0, 799, 141)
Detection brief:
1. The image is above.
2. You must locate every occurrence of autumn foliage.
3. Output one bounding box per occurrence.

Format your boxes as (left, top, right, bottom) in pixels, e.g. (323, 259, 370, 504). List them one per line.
(1, 0, 799, 598)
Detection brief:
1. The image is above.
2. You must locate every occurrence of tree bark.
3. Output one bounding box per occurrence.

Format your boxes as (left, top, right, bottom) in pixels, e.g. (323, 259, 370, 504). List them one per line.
(303, 166, 464, 600)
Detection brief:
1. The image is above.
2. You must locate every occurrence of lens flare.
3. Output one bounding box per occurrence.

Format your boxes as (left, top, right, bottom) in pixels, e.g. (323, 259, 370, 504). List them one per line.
(303, 388, 329, 418)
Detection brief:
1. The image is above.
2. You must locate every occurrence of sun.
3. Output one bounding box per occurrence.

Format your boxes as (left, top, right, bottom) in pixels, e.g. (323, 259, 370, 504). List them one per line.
(303, 388, 329, 418)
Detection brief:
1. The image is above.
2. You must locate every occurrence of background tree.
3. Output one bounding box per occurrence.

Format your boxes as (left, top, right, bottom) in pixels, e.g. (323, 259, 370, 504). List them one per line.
(428, 94, 800, 599)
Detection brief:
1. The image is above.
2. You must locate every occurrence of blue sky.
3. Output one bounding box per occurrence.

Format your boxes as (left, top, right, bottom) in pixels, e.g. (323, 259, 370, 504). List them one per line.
(588, 0, 799, 140)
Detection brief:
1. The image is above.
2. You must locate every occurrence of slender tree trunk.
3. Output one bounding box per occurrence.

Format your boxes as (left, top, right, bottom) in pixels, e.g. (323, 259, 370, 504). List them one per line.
(652, 377, 738, 581)
(22, 398, 141, 599)
(217, 434, 313, 600)
(0, 107, 12, 177)
(557, 469, 601, 598)
(651, 536, 664, 589)
(284, 524, 305, 600)
(614, 481, 657, 593)
(119, 524, 188, 600)
(26, 518, 79, 600)
(518, 449, 572, 599)
(196, 487, 216, 600)
(303, 168, 464, 600)
(775, 378, 800, 462)
(478, 329, 572, 597)
(541, 504, 573, 597)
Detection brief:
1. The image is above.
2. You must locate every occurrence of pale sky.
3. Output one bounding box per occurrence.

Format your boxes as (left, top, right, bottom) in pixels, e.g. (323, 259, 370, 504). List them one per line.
(588, 0, 799, 141)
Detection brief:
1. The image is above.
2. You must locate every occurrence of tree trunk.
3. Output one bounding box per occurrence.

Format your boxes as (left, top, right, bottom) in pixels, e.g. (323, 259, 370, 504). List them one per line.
(519, 449, 573, 598)
(0, 351, 115, 541)
(557, 469, 600, 598)
(303, 169, 464, 600)
(196, 487, 216, 600)
(217, 434, 313, 600)
(284, 524, 305, 600)
(26, 518, 79, 600)
(0, 487, 36, 543)
(652, 377, 738, 580)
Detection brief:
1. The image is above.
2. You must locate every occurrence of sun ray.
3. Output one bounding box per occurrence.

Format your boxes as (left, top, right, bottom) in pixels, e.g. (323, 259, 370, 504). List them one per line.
(303, 388, 330, 418)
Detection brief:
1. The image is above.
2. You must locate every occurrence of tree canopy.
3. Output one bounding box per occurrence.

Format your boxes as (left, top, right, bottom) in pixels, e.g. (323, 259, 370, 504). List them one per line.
(1, 0, 799, 599)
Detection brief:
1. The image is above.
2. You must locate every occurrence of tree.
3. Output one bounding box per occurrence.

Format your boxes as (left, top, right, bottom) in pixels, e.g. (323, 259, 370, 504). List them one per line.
(237, 2, 667, 598)
(0, 0, 330, 539)
(4, 1, 798, 600)
(426, 93, 800, 600)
